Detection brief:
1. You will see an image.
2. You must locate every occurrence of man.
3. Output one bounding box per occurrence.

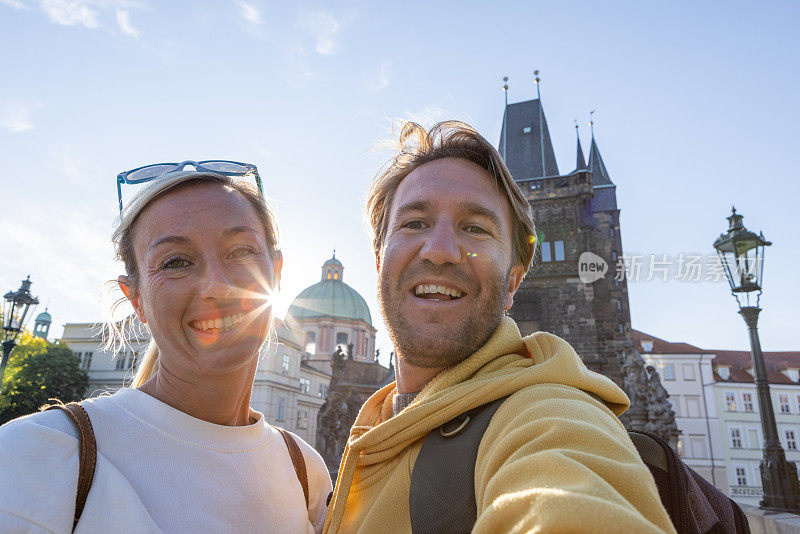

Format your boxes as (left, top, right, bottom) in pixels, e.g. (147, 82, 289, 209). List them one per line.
(322, 121, 675, 533)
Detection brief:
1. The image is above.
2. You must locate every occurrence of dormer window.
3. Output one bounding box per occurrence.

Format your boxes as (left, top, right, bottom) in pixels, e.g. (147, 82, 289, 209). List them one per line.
(718, 366, 730, 380)
(788, 369, 799, 382)
(641, 341, 654, 352)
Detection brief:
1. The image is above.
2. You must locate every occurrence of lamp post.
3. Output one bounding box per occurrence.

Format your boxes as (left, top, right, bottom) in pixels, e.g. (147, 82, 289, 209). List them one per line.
(1, 276, 39, 390)
(713, 207, 800, 512)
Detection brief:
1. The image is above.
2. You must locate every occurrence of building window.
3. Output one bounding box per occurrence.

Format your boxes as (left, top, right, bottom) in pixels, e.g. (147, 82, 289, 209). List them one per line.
(717, 366, 730, 380)
(115, 351, 126, 370)
(730, 428, 743, 448)
(735, 466, 748, 486)
(336, 333, 349, 352)
(779, 394, 791, 414)
(618, 324, 624, 334)
(789, 369, 799, 382)
(276, 398, 286, 421)
(685, 396, 701, 418)
(299, 378, 310, 395)
(663, 364, 675, 381)
(691, 436, 707, 459)
(80, 352, 93, 370)
(796, 395, 800, 414)
(786, 430, 797, 451)
(725, 392, 737, 411)
(554, 240, 565, 261)
(748, 428, 760, 449)
(612, 251, 618, 261)
(522, 126, 532, 133)
(742, 392, 754, 412)
(282, 354, 291, 374)
(318, 383, 328, 398)
(304, 331, 316, 354)
(676, 438, 684, 457)
(296, 410, 308, 429)
(682, 363, 696, 381)
(610, 228, 615, 237)
(540, 242, 551, 262)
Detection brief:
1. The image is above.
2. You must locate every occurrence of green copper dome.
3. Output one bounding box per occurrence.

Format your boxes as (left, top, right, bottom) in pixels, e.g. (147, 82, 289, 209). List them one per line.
(35, 310, 51, 323)
(286, 255, 372, 325)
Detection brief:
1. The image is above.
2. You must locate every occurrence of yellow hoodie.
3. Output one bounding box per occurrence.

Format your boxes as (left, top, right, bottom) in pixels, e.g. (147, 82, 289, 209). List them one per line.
(323, 317, 676, 534)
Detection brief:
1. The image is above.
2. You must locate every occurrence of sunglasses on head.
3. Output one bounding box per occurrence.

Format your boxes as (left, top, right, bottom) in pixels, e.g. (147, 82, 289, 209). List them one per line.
(116, 160, 263, 212)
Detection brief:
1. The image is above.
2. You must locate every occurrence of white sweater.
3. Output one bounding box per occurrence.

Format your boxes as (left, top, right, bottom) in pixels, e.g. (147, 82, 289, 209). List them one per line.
(0, 388, 332, 533)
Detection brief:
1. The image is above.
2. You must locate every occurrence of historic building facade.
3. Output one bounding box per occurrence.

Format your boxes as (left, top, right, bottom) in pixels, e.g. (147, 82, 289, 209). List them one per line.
(499, 94, 677, 442)
(636, 330, 800, 506)
(284, 254, 391, 473)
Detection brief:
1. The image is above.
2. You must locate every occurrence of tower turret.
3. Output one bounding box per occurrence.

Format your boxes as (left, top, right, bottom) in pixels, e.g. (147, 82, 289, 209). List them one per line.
(33, 308, 51, 340)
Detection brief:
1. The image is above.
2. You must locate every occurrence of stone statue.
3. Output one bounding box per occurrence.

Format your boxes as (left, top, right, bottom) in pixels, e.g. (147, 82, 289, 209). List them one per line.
(620, 350, 679, 448)
(644, 365, 680, 448)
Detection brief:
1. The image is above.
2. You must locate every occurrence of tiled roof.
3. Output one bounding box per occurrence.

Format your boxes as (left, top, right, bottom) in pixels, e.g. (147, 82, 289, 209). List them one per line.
(632, 329, 705, 354)
(633, 329, 800, 384)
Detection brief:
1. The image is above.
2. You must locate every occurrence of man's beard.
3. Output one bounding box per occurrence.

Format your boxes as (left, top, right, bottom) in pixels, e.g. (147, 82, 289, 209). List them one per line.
(378, 265, 509, 370)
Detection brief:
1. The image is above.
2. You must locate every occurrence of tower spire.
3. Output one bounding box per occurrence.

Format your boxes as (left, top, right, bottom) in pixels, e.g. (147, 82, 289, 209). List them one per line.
(502, 76, 509, 161)
(535, 69, 544, 175)
(575, 120, 587, 171)
(590, 109, 596, 138)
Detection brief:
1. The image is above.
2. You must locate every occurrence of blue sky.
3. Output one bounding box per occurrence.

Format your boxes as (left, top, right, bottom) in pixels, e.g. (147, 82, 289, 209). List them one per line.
(1, 0, 798, 364)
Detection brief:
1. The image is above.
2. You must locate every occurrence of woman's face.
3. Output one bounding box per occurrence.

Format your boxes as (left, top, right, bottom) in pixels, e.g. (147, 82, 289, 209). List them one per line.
(121, 181, 281, 376)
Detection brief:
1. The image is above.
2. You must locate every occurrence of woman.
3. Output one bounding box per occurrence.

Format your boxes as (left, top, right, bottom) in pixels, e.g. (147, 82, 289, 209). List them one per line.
(0, 164, 332, 532)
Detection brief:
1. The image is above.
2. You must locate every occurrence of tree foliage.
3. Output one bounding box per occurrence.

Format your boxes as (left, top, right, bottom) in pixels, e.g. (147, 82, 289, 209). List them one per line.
(0, 332, 88, 425)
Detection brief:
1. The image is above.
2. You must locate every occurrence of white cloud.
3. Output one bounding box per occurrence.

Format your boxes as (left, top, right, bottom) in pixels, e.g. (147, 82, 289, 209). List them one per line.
(299, 10, 339, 55)
(40, 0, 100, 28)
(115, 8, 139, 38)
(363, 62, 389, 91)
(1, 103, 37, 133)
(236, 0, 261, 25)
(0, 0, 30, 9)
(2, 0, 147, 36)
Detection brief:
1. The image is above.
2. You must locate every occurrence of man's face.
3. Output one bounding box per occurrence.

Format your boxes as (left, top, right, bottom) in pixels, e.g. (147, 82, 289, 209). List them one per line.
(377, 157, 524, 369)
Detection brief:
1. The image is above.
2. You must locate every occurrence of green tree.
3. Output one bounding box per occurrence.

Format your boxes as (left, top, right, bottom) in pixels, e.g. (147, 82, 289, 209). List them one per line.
(0, 332, 89, 425)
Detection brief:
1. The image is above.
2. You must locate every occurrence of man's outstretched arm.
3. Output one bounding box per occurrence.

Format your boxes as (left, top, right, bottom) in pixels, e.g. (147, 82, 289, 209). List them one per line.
(474, 384, 676, 534)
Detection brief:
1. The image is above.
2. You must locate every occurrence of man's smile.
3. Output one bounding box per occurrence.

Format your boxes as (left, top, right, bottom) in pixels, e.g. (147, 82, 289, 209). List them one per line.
(413, 283, 464, 301)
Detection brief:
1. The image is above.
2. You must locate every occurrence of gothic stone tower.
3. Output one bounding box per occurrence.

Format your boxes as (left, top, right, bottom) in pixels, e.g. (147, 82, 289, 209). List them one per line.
(499, 98, 631, 387)
(498, 94, 678, 442)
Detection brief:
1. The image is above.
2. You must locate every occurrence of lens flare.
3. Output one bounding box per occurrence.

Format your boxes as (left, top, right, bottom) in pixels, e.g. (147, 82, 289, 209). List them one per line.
(466, 251, 479, 258)
(528, 235, 536, 244)
(192, 261, 278, 348)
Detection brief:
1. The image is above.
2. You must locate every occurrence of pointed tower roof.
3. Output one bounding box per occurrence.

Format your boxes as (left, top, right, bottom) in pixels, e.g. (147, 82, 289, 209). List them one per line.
(499, 99, 559, 180)
(575, 124, 587, 171)
(588, 134, 613, 186)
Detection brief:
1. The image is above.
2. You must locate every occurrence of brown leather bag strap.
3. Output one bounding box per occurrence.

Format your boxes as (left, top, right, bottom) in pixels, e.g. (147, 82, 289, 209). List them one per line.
(276, 427, 309, 508)
(43, 402, 97, 531)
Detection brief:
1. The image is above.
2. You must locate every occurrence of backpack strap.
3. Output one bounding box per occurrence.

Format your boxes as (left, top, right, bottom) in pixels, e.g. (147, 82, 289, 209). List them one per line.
(409, 396, 508, 534)
(43, 402, 97, 531)
(277, 427, 309, 508)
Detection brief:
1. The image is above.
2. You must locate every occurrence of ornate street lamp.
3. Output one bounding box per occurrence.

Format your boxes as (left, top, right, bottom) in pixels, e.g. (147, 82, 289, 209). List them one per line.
(1, 276, 39, 389)
(714, 207, 800, 511)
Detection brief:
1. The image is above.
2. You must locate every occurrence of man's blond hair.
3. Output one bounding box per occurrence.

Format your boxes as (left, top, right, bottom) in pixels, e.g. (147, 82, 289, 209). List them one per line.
(366, 120, 536, 272)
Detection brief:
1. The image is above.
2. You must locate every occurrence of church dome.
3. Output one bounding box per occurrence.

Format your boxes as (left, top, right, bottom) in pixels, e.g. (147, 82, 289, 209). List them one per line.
(35, 310, 51, 323)
(286, 255, 372, 326)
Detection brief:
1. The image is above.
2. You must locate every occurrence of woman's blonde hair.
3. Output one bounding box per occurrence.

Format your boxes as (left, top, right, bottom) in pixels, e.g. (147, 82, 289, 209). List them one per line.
(104, 171, 280, 388)
(366, 121, 536, 272)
